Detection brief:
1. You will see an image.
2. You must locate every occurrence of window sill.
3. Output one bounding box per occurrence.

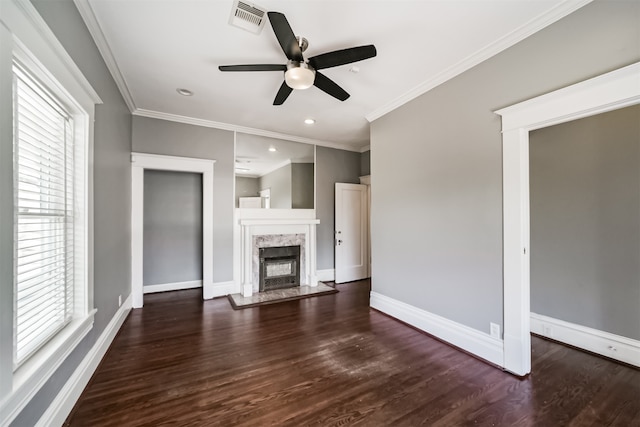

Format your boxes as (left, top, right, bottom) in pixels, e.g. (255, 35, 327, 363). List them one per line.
(0, 309, 96, 426)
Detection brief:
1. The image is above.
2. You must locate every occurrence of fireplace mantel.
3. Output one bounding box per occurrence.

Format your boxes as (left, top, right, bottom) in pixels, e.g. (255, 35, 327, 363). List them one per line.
(239, 218, 320, 227)
(235, 210, 319, 297)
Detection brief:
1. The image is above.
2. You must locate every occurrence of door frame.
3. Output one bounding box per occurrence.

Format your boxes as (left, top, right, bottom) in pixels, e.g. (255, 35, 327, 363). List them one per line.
(495, 62, 640, 376)
(131, 153, 215, 308)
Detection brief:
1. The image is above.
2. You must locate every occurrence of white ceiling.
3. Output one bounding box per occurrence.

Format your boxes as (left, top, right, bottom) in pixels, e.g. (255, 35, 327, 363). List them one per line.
(79, 0, 587, 151)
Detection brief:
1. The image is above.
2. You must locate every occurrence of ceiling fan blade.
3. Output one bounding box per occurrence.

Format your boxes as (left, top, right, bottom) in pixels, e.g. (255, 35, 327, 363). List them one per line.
(219, 64, 286, 72)
(267, 12, 303, 62)
(308, 45, 377, 70)
(313, 72, 350, 101)
(273, 81, 293, 105)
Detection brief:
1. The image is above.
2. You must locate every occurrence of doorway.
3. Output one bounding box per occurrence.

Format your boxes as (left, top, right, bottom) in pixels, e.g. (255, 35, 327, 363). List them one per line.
(496, 62, 640, 375)
(143, 170, 203, 294)
(528, 106, 639, 367)
(131, 153, 215, 308)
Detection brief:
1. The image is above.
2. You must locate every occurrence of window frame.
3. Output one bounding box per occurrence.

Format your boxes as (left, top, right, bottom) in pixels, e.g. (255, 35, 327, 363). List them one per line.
(0, 0, 102, 424)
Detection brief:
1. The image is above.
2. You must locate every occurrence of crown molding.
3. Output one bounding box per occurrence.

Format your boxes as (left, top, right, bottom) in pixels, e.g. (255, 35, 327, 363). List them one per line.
(133, 108, 364, 152)
(73, 0, 136, 112)
(5, 0, 102, 106)
(359, 145, 370, 153)
(366, 0, 593, 122)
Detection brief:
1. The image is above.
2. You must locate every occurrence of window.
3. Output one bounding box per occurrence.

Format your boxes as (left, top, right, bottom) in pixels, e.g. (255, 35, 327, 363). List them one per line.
(0, 1, 100, 423)
(13, 63, 75, 368)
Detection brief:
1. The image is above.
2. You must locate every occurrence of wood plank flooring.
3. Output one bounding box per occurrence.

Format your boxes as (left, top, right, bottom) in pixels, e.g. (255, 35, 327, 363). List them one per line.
(64, 280, 640, 426)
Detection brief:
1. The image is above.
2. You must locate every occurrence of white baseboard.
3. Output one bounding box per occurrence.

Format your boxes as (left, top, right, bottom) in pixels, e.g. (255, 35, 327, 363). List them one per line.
(317, 269, 335, 282)
(530, 313, 640, 367)
(203, 281, 235, 299)
(370, 292, 503, 367)
(143, 280, 202, 294)
(36, 295, 133, 427)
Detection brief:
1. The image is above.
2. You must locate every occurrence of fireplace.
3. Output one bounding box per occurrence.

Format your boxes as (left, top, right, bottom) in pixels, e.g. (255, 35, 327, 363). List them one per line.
(259, 245, 301, 292)
(237, 215, 319, 297)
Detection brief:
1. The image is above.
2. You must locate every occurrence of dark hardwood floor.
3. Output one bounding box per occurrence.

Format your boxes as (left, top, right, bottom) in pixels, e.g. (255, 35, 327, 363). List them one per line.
(65, 280, 639, 426)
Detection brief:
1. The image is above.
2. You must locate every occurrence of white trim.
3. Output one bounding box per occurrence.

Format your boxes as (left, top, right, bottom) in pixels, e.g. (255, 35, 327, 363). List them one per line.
(204, 281, 236, 299)
(531, 313, 640, 368)
(317, 269, 335, 282)
(495, 61, 640, 376)
(35, 296, 132, 427)
(370, 292, 503, 367)
(495, 63, 640, 131)
(359, 145, 370, 153)
(72, 0, 135, 112)
(143, 280, 203, 294)
(131, 153, 215, 308)
(133, 109, 362, 153)
(366, 0, 592, 122)
(0, 310, 96, 426)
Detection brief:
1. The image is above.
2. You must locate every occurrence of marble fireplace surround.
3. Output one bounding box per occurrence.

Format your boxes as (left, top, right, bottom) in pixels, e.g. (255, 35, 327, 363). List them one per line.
(239, 216, 320, 297)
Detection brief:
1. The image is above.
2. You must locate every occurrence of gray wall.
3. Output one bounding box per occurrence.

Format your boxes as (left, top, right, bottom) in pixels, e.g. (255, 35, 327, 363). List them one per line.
(291, 163, 314, 209)
(235, 176, 259, 207)
(132, 116, 234, 283)
(11, 1, 132, 425)
(360, 150, 371, 176)
(370, 0, 640, 335)
(143, 171, 203, 286)
(316, 146, 361, 270)
(530, 105, 640, 340)
(259, 163, 292, 209)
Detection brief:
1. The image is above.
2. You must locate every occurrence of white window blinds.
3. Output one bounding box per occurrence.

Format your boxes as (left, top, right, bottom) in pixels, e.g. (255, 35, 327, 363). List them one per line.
(13, 64, 75, 367)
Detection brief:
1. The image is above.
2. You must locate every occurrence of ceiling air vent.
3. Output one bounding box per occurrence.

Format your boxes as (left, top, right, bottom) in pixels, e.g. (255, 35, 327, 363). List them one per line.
(229, 1, 268, 34)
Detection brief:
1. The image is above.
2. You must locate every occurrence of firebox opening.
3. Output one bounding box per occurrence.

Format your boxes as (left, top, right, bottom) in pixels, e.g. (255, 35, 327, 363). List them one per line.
(259, 245, 301, 292)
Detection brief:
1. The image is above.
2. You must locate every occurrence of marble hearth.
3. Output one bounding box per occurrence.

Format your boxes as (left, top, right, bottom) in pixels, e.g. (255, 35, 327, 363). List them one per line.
(237, 212, 320, 298)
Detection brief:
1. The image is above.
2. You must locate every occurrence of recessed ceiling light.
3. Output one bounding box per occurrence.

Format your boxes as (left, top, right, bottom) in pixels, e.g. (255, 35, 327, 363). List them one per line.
(268, 147, 277, 152)
(176, 88, 193, 96)
(349, 66, 360, 73)
(304, 118, 315, 125)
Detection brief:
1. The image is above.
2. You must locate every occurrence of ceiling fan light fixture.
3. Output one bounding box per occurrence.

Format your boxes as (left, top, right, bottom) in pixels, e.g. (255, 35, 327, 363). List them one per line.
(285, 61, 315, 90)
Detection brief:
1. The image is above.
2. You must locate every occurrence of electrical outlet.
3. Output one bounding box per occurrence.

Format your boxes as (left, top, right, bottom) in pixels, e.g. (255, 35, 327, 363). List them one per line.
(490, 322, 500, 339)
(118, 295, 122, 307)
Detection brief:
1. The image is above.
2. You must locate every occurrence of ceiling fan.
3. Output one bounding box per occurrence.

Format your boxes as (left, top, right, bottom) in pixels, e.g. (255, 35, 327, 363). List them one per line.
(219, 11, 377, 105)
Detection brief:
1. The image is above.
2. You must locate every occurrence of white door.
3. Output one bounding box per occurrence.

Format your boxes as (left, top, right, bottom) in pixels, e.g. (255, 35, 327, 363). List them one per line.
(335, 183, 368, 283)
